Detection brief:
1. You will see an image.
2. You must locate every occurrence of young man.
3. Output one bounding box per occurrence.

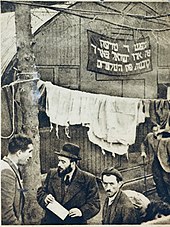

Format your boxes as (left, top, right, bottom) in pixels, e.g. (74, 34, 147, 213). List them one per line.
(101, 167, 138, 224)
(1, 134, 33, 225)
(37, 143, 100, 224)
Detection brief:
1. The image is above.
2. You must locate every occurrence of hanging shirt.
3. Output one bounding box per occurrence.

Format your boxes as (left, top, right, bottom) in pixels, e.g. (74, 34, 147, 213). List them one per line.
(44, 81, 145, 156)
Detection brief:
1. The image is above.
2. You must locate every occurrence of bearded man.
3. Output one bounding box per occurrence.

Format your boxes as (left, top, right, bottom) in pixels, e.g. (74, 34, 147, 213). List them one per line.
(37, 143, 100, 224)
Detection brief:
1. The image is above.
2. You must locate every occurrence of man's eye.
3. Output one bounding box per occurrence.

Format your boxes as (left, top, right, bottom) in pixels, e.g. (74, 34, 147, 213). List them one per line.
(155, 213, 163, 219)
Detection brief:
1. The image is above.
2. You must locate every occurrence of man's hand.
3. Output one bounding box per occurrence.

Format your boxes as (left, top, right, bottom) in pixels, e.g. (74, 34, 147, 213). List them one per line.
(44, 194, 55, 204)
(69, 208, 82, 217)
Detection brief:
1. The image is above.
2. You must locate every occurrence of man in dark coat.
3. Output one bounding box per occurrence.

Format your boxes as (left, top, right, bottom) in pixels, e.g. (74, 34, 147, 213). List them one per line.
(1, 134, 33, 225)
(37, 143, 100, 224)
(141, 125, 170, 203)
(101, 167, 138, 224)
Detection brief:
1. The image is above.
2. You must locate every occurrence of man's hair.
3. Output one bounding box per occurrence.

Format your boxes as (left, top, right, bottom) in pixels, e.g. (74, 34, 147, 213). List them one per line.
(101, 167, 123, 183)
(144, 201, 170, 222)
(70, 158, 78, 164)
(8, 134, 33, 154)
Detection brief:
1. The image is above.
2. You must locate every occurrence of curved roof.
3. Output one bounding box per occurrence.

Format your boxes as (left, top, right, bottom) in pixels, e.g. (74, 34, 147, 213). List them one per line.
(1, 4, 71, 75)
(1, 12, 16, 75)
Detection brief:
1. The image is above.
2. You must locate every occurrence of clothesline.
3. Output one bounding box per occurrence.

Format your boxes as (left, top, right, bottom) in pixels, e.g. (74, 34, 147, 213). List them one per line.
(37, 80, 170, 157)
(39, 80, 146, 157)
(1, 79, 170, 157)
(2, 78, 169, 102)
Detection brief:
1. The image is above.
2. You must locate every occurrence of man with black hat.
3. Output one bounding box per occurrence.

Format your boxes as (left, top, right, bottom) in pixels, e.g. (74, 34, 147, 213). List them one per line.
(37, 143, 100, 224)
(101, 167, 138, 224)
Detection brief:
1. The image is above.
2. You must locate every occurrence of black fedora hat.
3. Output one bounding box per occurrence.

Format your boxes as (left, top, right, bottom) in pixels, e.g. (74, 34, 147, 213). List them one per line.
(55, 143, 81, 160)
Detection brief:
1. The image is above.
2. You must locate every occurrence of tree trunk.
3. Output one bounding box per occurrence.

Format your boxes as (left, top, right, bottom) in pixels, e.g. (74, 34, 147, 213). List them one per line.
(15, 3, 43, 224)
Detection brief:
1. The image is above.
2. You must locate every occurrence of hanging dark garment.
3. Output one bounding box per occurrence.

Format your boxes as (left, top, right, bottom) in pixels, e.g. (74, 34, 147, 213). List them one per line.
(149, 99, 170, 128)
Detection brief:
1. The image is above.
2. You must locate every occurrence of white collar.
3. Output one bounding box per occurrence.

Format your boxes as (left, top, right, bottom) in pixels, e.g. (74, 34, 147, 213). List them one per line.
(64, 167, 75, 182)
(108, 191, 119, 206)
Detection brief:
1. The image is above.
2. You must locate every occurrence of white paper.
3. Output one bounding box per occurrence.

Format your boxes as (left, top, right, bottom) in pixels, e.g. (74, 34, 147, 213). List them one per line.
(47, 200, 69, 220)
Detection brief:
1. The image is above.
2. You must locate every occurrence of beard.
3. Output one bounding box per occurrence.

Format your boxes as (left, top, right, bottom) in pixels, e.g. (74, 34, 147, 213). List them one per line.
(57, 164, 73, 178)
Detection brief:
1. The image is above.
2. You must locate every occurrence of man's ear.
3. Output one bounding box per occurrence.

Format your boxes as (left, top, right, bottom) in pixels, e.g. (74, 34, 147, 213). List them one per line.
(70, 161, 75, 167)
(16, 150, 22, 157)
(118, 181, 123, 188)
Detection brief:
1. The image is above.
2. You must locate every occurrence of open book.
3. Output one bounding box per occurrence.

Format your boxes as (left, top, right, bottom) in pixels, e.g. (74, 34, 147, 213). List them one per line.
(47, 200, 69, 220)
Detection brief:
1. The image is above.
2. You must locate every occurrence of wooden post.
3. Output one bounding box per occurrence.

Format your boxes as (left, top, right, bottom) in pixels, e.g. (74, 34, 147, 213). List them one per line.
(15, 3, 43, 224)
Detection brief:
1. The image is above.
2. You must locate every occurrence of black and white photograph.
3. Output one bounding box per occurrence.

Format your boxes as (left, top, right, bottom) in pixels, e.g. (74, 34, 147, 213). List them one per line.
(1, 0, 170, 225)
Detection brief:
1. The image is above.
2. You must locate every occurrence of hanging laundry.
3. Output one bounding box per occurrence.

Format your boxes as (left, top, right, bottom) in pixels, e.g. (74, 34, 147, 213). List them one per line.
(89, 94, 145, 145)
(90, 95, 108, 140)
(107, 96, 141, 144)
(142, 99, 151, 118)
(87, 130, 129, 157)
(45, 82, 71, 127)
(80, 92, 95, 124)
(42, 81, 145, 156)
(149, 99, 170, 128)
(137, 100, 146, 124)
(69, 90, 84, 125)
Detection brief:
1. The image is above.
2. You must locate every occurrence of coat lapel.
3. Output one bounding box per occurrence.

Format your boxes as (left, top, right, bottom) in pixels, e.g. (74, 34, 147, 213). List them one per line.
(50, 171, 63, 203)
(3, 157, 23, 189)
(3, 156, 25, 222)
(109, 190, 122, 223)
(102, 197, 109, 223)
(63, 167, 85, 204)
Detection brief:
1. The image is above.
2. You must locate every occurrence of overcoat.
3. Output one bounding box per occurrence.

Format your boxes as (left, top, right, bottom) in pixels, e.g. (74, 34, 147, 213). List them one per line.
(37, 167, 100, 224)
(102, 190, 138, 224)
(1, 157, 25, 225)
(141, 133, 170, 202)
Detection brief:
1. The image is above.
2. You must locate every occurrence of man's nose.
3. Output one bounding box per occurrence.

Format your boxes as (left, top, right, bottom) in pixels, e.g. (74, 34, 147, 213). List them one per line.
(29, 152, 32, 158)
(58, 161, 61, 167)
(105, 184, 111, 190)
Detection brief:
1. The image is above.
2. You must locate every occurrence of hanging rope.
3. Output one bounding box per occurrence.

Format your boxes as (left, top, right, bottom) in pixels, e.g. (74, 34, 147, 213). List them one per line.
(1, 77, 39, 89)
(1, 84, 15, 139)
(1, 76, 39, 139)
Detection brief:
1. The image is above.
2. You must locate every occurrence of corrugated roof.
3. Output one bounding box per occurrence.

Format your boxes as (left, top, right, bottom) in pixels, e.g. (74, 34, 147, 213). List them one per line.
(1, 3, 71, 75)
(1, 12, 16, 75)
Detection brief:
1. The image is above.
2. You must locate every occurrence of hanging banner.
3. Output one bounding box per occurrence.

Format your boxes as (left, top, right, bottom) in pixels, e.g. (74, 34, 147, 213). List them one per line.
(87, 30, 152, 76)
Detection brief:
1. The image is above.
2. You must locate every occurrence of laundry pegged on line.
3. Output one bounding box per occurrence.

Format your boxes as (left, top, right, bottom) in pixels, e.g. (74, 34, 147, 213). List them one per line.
(46, 83, 71, 127)
(43, 81, 145, 156)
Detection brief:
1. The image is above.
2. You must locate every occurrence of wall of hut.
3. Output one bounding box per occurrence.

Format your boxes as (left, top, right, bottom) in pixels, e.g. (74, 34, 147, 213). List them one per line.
(32, 2, 170, 195)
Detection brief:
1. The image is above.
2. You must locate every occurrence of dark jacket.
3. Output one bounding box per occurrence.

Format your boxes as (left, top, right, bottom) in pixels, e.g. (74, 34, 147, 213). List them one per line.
(102, 190, 138, 224)
(37, 167, 100, 224)
(1, 157, 25, 225)
(141, 134, 170, 203)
